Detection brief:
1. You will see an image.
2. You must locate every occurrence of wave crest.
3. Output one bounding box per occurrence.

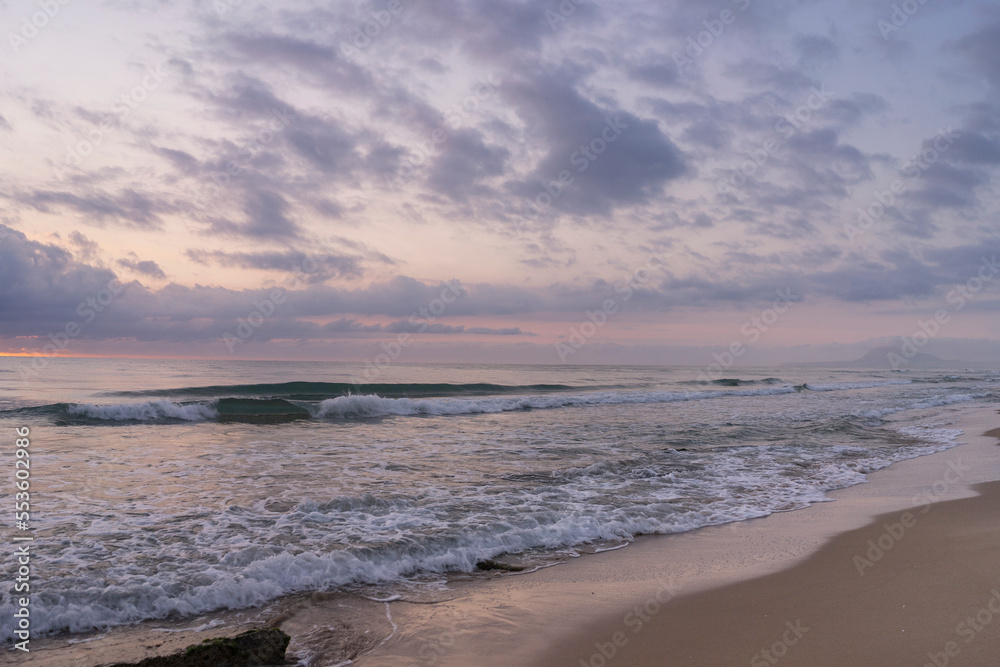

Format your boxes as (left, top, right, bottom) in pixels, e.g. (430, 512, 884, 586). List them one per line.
(68, 401, 217, 421)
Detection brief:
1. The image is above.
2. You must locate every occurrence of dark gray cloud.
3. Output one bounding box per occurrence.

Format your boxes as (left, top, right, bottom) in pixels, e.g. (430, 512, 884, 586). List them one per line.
(2, 218, 997, 348)
(153, 146, 199, 173)
(409, 0, 557, 61)
(627, 59, 682, 89)
(909, 161, 989, 210)
(383, 320, 530, 335)
(208, 190, 300, 238)
(822, 94, 888, 128)
(504, 68, 686, 219)
(117, 255, 167, 280)
(0, 225, 120, 333)
(227, 31, 337, 67)
(426, 129, 509, 201)
(18, 189, 170, 229)
(794, 34, 840, 68)
(871, 22, 1000, 238)
(223, 30, 375, 95)
(922, 239, 1000, 284)
(68, 231, 101, 262)
(952, 21, 1000, 90)
(186, 249, 366, 282)
(284, 114, 361, 176)
(724, 60, 817, 93)
(946, 131, 1000, 165)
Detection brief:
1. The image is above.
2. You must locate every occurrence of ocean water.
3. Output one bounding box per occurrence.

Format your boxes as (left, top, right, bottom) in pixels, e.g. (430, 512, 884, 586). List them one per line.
(0, 358, 998, 642)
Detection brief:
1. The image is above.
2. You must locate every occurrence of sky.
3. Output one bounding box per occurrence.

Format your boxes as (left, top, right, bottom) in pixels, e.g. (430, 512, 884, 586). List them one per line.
(1, 0, 999, 368)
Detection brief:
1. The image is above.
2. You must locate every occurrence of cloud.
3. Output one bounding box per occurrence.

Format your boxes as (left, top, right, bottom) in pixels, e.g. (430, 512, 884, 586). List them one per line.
(425, 129, 509, 201)
(117, 255, 167, 280)
(18, 189, 170, 229)
(226, 32, 338, 68)
(0, 220, 995, 348)
(0, 225, 121, 333)
(794, 34, 840, 68)
(153, 146, 200, 173)
(410, 0, 556, 62)
(822, 94, 888, 128)
(952, 21, 1000, 90)
(504, 68, 686, 220)
(284, 114, 361, 176)
(68, 231, 101, 262)
(946, 131, 1000, 165)
(208, 190, 300, 238)
(724, 61, 817, 93)
(627, 58, 682, 89)
(186, 249, 366, 282)
(383, 320, 531, 335)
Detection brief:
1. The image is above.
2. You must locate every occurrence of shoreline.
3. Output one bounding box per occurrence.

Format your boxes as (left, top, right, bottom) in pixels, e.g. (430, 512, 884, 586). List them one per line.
(356, 403, 1000, 666)
(541, 477, 1000, 666)
(536, 413, 1000, 666)
(12, 404, 1000, 666)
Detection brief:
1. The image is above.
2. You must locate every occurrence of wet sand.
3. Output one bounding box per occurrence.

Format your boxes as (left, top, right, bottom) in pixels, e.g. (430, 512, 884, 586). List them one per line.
(538, 476, 1000, 666)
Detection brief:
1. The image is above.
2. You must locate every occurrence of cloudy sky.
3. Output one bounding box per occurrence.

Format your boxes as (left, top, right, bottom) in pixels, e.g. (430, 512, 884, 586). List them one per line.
(1, 0, 999, 366)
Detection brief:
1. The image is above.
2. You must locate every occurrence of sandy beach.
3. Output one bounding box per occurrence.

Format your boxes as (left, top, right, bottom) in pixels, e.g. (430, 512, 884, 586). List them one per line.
(538, 448, 1000, 665)
(13, 405, 1000, 666)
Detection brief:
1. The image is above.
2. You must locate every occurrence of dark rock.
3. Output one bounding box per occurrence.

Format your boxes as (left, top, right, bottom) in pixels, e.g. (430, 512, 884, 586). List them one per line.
(107, 628, 290, 667)
(476, 559, 525, 572)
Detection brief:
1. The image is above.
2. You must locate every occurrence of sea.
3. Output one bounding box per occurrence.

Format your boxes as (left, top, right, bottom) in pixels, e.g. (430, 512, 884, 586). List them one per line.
(0, 357, 998, 644)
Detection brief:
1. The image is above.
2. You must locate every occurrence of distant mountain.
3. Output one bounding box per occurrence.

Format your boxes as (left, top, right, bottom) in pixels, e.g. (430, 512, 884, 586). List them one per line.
(793, 346, 971, 369)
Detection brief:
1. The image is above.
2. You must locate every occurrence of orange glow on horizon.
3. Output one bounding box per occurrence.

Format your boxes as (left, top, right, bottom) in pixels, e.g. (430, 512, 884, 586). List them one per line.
(0, 350, 170, 359)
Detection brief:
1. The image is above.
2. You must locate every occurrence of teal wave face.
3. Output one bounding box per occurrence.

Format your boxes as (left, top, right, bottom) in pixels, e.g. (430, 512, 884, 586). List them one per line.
(215, 398, 311, 423)
(680, 377, 786, 386)
(98, 381, 583, 400)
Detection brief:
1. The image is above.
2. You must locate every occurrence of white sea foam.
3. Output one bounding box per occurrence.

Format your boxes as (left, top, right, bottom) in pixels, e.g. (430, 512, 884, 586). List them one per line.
(803, 380, 912, 391)
(68, 400, 218, 421)
(0, 424, 963, 641)
(856, 393, 983, 419)
(314, 387, 798, 419)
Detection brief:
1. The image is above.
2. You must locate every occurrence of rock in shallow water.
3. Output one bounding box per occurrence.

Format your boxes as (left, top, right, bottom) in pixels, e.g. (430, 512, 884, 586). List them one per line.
(475, 558, 525, 572)
(106, 628, 291, 667)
